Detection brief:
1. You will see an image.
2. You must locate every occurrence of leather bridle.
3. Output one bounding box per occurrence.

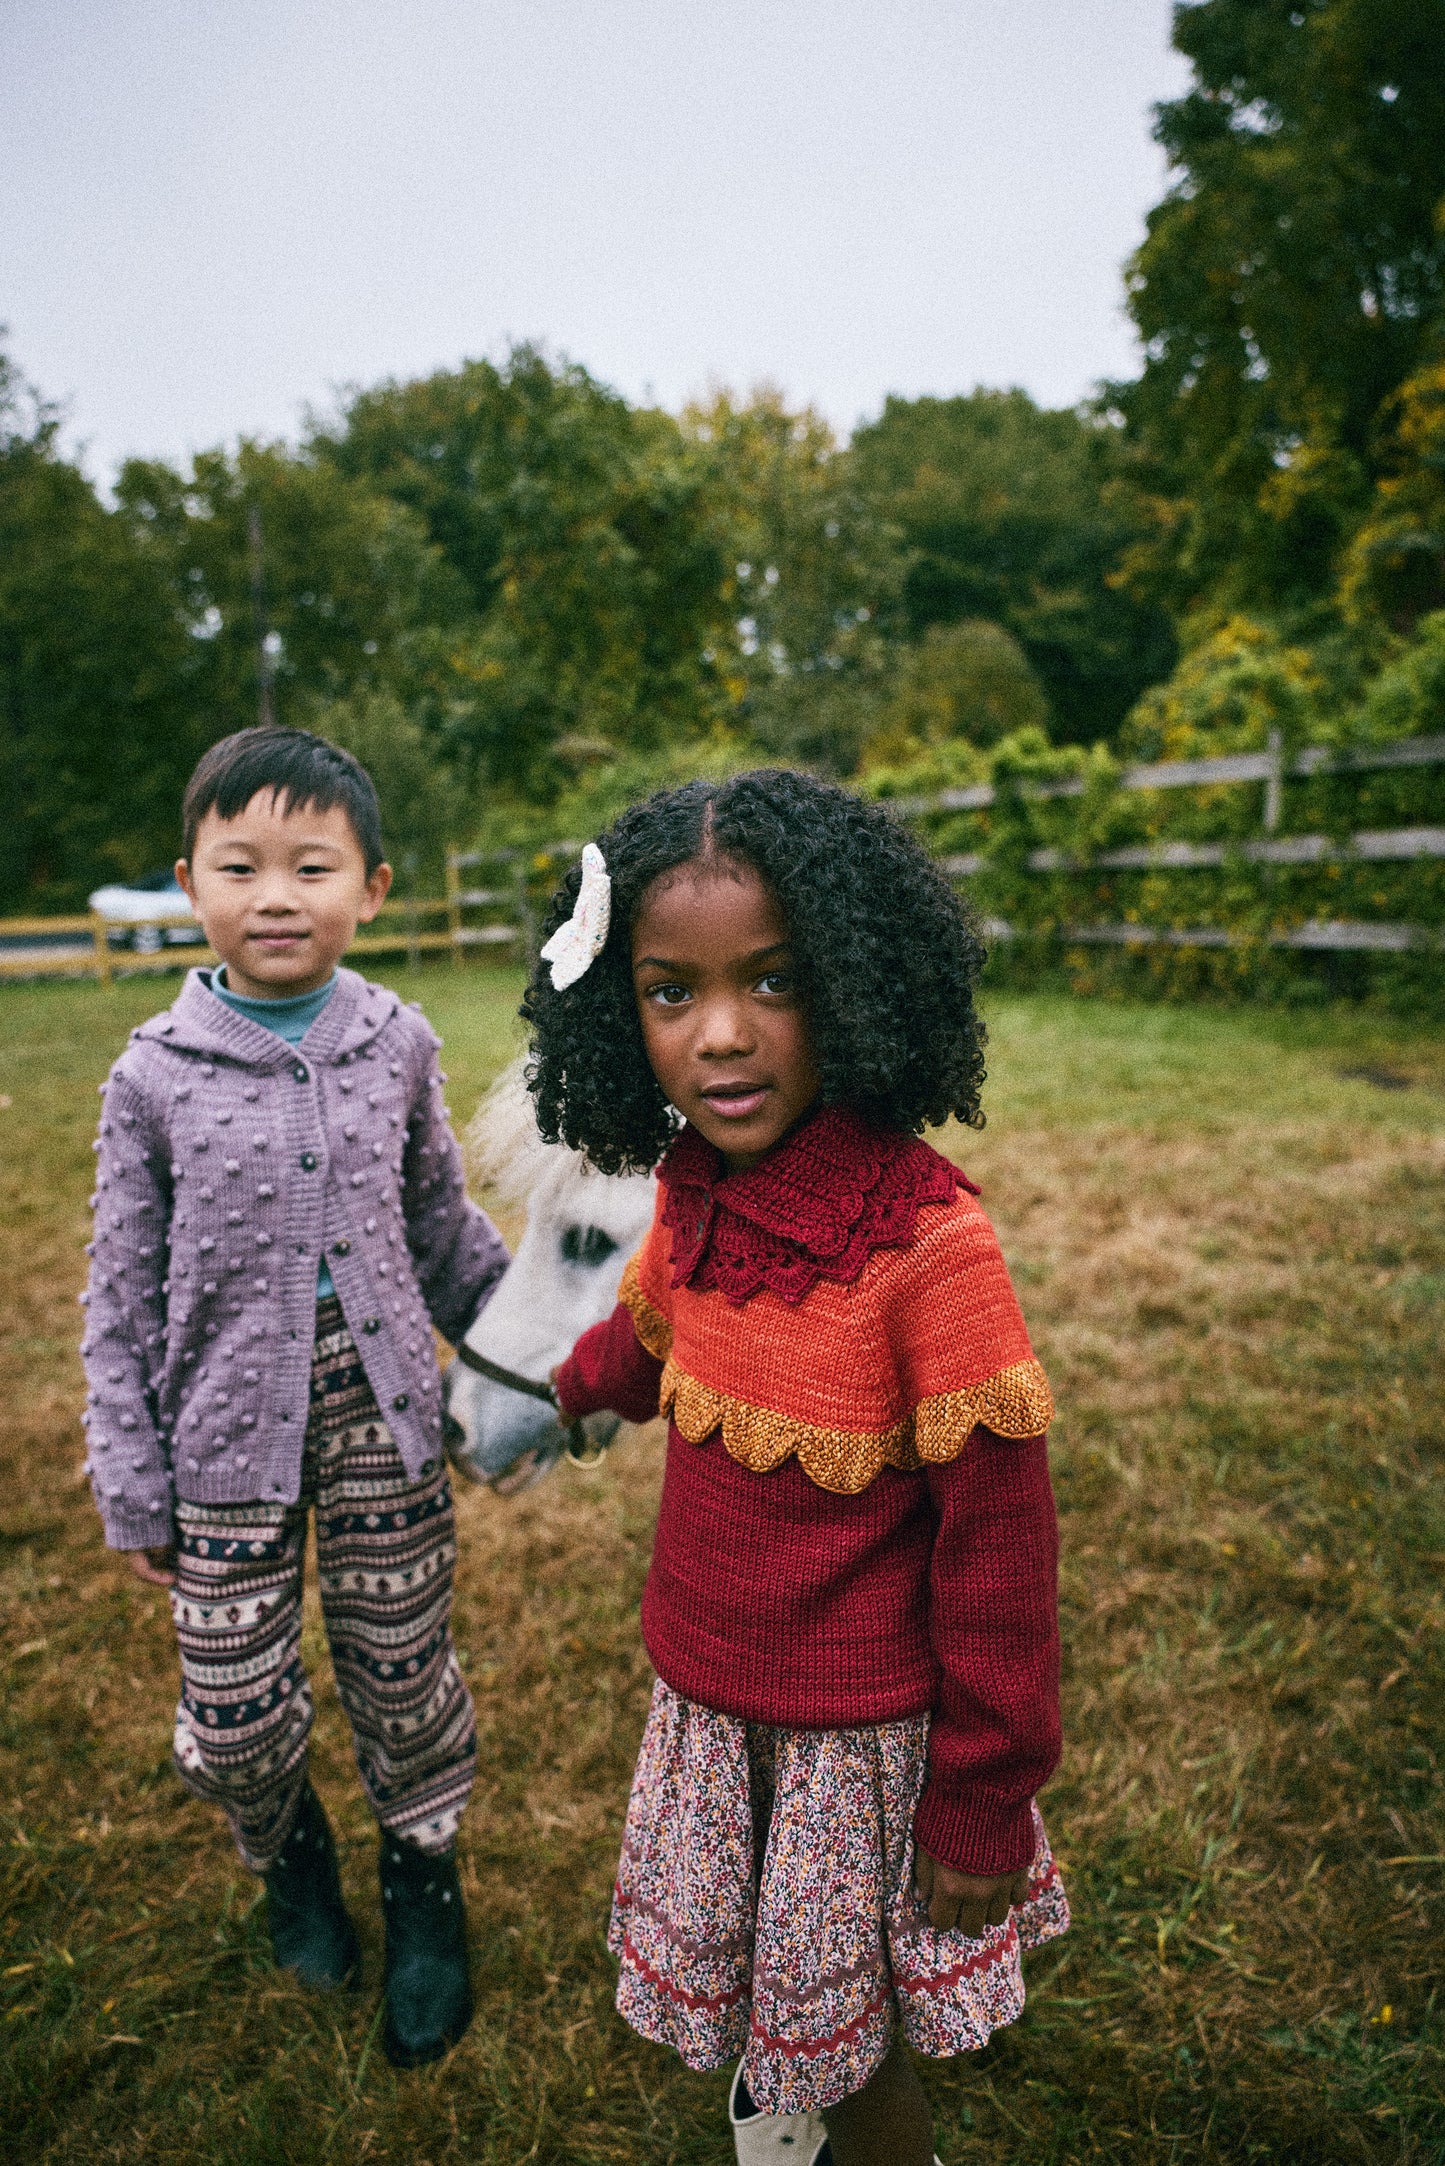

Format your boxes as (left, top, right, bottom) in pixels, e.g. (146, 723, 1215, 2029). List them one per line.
(451, 1340, 607, 1468)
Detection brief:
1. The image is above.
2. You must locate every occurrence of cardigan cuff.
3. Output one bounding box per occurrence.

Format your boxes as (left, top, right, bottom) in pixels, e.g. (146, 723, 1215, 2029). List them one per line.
(96, 1495, 177, 1552)
(912, 1775, 1037, 1879)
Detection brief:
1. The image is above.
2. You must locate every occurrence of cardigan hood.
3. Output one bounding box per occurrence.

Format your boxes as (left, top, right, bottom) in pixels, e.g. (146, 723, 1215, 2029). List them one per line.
(135, 964, 401, 1068)
(622, 1104, 1052, 1494)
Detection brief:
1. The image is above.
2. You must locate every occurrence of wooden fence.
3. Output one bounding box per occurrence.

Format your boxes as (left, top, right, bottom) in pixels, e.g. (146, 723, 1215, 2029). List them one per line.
(0, 847, 581, 985)
(3, 734, 1441, 981)
(897, 729, 1445, 955)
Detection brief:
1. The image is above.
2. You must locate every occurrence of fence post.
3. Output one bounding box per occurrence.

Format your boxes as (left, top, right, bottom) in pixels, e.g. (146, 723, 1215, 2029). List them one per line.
(1264, 729, 1283, 833)
(445, 849, 463, 969)
(90, 913, 113, 988)
(512, 853, 539, 969)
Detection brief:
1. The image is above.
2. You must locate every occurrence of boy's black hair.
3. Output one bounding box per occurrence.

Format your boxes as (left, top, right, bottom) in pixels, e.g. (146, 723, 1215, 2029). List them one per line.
(522, 767, 988, 1174)
(181, 727, 385, 874)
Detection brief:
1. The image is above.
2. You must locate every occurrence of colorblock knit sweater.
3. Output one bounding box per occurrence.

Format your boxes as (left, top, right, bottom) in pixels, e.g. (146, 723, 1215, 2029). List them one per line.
(555, 1106, 1061, 1878)
(81, 966, 508, 1548)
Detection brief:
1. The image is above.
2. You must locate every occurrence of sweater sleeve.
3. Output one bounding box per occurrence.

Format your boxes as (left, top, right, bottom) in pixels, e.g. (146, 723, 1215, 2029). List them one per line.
(401, 1039, 509, 1345)
(82, 1065, 176, 1550)
(911, 1428, 1061, 1878)
(555, 1302, 665, 1425)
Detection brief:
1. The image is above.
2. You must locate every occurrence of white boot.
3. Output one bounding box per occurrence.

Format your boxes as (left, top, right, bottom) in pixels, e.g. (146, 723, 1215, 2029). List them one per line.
(729, 2061, 829, 2164)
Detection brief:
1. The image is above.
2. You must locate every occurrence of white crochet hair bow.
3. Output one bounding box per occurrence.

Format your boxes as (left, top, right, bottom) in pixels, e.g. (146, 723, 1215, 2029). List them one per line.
(539, 842, 612, 990)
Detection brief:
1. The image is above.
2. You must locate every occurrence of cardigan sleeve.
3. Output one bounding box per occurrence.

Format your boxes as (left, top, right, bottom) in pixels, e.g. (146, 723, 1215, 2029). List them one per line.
(555, 1302, 665, 1426)
(82, 1064, 177, 1550)
(911, 1427, 1061, 1878)
(400, 1036, 509, 1345)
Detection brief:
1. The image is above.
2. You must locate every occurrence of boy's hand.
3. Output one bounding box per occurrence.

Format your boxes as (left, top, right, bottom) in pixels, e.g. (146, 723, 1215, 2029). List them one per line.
(913, 1847, 1030, 1936)
(129, 1545, 177, 1588)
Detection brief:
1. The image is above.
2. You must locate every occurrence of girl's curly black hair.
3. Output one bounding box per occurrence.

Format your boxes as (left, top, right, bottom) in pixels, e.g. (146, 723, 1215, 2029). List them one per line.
(521, 767, 988, 1174)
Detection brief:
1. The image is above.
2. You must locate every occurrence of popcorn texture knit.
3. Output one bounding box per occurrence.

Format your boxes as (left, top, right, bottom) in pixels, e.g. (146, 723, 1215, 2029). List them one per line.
(82, 966, 508, 1548)
(556, 1108, 1062, 1879)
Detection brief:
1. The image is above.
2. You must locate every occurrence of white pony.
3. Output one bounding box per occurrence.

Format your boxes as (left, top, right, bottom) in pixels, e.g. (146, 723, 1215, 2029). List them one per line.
(442, 1057, 657, 1491)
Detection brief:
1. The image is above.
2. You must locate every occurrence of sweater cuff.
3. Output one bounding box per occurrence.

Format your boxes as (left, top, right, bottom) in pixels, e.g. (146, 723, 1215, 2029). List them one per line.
(912, 1775, 1036, 1879)
(96, 1494, 177, 1552)
(556, 1303, 664, 1425)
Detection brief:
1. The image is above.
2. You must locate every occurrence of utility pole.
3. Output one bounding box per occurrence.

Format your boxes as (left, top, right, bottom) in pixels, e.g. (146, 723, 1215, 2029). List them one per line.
(247, 504, 277, 728)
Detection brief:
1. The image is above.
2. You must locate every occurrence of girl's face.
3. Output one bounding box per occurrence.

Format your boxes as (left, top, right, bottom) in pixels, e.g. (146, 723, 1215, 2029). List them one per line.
(631, 857, 821, 1174)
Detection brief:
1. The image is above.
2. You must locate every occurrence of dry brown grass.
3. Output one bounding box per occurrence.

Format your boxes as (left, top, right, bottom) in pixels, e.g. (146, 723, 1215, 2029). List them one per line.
(1, 971, 1443, 2164)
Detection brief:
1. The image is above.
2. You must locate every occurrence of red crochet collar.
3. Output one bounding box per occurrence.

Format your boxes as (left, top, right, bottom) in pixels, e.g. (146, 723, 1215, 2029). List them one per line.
(657, 1104, 975, 1307)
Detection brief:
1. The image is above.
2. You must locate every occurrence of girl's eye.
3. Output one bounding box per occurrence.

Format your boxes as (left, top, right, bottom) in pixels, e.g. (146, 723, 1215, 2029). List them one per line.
(647, 982, 691, 1007)
(757, 971, 792, 996)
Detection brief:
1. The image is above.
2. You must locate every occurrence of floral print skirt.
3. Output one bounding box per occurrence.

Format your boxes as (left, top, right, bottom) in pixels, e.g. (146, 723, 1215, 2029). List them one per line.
(608, 1679, 1069, 2115)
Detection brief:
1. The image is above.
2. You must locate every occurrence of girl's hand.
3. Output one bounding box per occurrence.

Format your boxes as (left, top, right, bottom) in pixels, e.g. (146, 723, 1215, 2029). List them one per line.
(128, 1545, 177, 1588)
(914, 1847, 1030, 1936)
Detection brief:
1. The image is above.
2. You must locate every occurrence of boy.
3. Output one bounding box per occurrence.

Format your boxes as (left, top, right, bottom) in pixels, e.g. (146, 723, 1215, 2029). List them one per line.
(81, 726, 508, 2067)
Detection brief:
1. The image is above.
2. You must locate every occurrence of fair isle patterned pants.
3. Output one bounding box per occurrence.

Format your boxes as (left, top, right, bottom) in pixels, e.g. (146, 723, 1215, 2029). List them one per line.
(169, 1299, 476, 1872)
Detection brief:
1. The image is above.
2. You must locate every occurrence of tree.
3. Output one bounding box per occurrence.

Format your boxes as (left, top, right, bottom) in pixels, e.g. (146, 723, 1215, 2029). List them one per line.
(0, 347, 196, 907)
(114, 441, 469, 748)
(848, 389, 1175, 746)
(1114, 0, 1445, 620)
(1338, 359, 1445, 630)
(862, 620, 1052, 769)
(313, 348, 733, 794)
(678, 388, 905, 774)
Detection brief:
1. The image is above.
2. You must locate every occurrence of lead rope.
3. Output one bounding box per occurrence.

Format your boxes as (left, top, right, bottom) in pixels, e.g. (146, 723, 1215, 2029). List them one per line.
(451, 1340, 608, 1468)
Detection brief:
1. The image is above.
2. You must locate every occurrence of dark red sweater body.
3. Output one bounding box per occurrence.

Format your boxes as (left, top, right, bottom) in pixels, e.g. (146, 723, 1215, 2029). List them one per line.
(557, 1298, 1061, 1876)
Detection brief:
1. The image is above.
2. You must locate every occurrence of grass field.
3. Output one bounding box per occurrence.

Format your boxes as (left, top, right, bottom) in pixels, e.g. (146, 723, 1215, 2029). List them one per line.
(2, 964, 1443, 2165)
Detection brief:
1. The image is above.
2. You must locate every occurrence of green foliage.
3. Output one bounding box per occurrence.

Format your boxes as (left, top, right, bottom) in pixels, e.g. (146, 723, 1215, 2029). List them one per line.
(863, 619, 1052, 765)
(679, 389, 904, 774)
(1358, 608, 1445, 741)
(1118, 617, 1325, 768)
(1339, 361, 1445, 631)
(303, 688, 469, 892)
(0, 353, 197, 908)
(1115, 0, 1445, 621)
(114, 440, 467, 745)
(314, 349, 733, 792)
(850, 388, 1177, 743)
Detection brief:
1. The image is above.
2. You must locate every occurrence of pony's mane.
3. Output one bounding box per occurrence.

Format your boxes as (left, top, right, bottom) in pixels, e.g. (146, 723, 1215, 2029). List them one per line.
(464, 1054, 562, 1205)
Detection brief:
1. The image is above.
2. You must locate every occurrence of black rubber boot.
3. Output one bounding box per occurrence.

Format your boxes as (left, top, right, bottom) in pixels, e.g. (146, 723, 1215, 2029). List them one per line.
(379, 1832, 474, 2068)
(263, 1783, 361, 1989)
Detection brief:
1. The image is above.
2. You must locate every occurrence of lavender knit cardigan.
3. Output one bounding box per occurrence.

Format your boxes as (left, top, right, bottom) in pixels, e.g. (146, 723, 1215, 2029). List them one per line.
(81, 966, 509, 1549)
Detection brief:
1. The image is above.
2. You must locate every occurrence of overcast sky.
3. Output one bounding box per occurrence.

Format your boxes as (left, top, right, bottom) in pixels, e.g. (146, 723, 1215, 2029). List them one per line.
(4, 0, 1189, 486)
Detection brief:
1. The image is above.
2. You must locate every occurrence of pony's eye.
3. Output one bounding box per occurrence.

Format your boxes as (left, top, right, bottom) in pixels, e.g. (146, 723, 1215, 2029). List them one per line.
(560, 1224, 620, 1267)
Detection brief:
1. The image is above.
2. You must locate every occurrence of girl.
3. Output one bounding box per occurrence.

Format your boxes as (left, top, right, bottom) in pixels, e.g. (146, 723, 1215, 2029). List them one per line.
(526, 770, 1067, 2166)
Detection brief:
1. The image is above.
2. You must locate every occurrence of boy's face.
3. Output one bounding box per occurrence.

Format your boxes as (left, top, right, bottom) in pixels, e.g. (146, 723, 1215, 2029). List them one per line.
(176, 790, 391, 1000)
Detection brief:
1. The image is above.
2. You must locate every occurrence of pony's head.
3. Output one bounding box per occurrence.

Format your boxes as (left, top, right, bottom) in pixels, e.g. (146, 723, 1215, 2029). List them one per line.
(442, 1057, 657, 1489)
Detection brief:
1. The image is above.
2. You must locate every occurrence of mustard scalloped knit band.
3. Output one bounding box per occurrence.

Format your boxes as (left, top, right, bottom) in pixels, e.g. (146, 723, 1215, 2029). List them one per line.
(658, 1354, 1053, 1496)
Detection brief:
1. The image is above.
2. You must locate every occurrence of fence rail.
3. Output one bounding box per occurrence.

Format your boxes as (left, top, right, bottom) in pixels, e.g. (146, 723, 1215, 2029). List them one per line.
(903, 728, 1445, 958)
(3, 736, 1440, 982)
(0, 845, 587, 985)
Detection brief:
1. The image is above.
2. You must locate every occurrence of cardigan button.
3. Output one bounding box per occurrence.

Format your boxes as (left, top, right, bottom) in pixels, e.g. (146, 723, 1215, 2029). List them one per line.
(362, 1317, 380, 1334)
(392, 1393, 409, 1411)
(293, 1062, 308, 1082)
(331, 1239, 351, 1256)
(299, 1152, 317, 1170)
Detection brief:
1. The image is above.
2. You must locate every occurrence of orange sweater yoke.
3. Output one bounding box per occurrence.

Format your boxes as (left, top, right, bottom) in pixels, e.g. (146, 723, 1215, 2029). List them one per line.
(621, 1174, 1053, 1497)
